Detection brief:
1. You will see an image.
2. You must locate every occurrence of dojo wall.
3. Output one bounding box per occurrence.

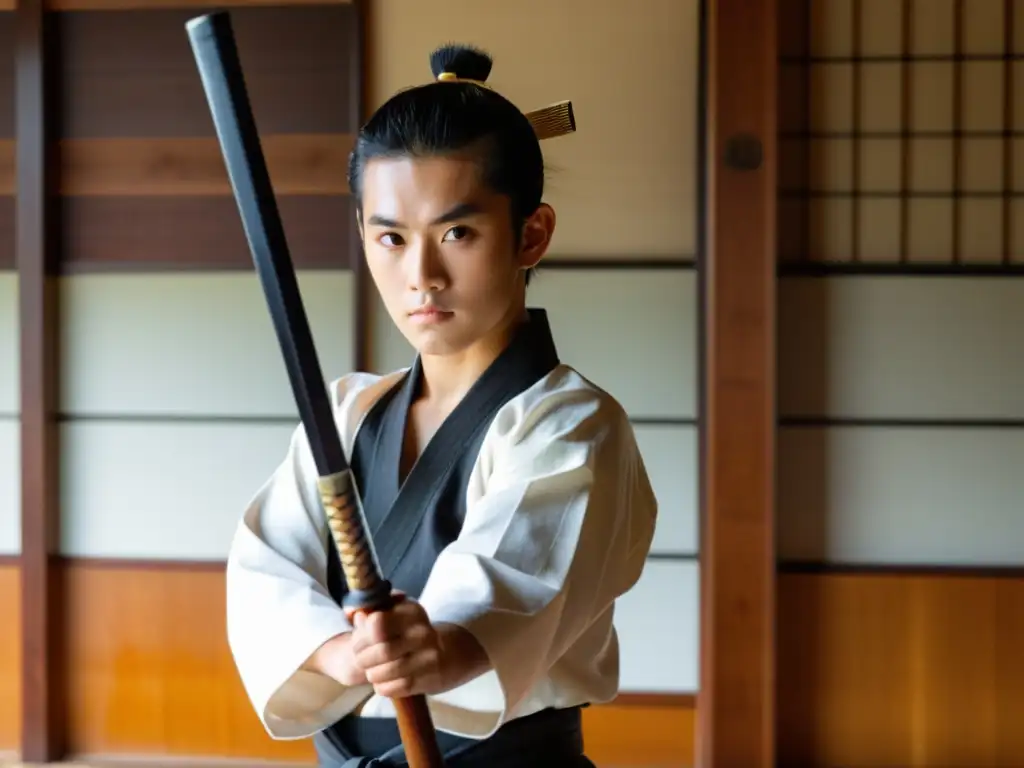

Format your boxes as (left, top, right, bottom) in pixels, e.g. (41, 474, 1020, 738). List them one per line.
(0, 0, 699, 765)
(775, 1, 1024, 765)
(0, 6, 19, 753)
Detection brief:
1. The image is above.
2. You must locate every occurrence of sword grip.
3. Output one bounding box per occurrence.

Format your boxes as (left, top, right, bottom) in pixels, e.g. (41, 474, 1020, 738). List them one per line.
(316, 470, 392, 611)
(317, 472, 445, 767)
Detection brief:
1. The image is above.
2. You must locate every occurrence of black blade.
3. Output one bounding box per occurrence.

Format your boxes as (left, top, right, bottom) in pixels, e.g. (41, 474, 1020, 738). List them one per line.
(184, 11, 347, 477)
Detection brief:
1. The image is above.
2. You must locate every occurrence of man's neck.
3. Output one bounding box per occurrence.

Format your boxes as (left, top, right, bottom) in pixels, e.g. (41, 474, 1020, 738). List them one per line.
(418, 307, 528, 411)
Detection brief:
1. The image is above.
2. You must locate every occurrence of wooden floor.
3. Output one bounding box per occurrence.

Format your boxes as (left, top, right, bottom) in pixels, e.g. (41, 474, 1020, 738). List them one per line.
(1, 756, 684, 768)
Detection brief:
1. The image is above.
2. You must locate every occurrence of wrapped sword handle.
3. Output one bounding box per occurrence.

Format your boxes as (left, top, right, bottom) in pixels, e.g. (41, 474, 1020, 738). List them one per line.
(316, 471, 445, 768)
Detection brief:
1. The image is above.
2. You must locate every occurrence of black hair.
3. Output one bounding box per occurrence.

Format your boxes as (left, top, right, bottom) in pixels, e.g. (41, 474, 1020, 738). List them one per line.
(347, 44, 545, 282)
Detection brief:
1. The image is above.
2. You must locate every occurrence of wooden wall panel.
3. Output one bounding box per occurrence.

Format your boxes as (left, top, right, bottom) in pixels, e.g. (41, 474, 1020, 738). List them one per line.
(62, 560, 695, 766)
(58, 134, 352, 197)
(62, 560, 314, 762)
(0, 139, 11, 193)
(49, 0, 352, 13)
(0, 562, 21, 754)
(55, 7, 352, 137)
(778, 570, 1024, 767)
(60, 196, 354, 270)
(53, 4, 358, 270)
(0, 11, 11, 140)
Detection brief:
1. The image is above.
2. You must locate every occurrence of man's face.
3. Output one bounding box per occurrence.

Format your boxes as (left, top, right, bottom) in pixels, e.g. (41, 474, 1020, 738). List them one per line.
(360, 153, 551, 358)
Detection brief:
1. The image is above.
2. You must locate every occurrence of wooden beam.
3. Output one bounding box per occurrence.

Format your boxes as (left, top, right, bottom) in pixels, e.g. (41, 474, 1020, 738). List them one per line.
(697, 0, 777, 765)
(17, 0, 63, 761)
(0, 135, 354, 197)
(45, 0, 350, 8)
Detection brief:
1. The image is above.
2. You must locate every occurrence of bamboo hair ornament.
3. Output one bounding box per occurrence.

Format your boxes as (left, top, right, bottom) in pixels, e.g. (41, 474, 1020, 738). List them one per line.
(431, 44, 577, 141)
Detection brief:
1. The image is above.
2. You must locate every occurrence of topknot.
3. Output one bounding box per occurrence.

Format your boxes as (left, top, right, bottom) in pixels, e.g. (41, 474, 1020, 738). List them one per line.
(429, 43, 493, 82)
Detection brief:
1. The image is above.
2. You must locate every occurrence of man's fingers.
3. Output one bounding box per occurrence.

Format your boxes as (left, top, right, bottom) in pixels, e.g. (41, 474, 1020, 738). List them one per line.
(354, 633, 419, 669)
(364, 647, 442, 691)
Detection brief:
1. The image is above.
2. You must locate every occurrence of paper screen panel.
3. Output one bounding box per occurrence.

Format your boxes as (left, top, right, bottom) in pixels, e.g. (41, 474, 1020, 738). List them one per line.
(0, 420, 17, 556)
(614, 559, 699, 693)
(59, 272, 356, 418)
(0, 273, 15, 413)
(0, 273, 15, 556)
(778, 425, 1024, 565)
(779, 276, 1024, 419)
(60, 420, 296, 560)
(634, 424, 697, 556)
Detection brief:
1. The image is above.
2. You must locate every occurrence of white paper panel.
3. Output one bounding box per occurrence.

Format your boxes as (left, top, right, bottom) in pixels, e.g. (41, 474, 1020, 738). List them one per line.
(780, 277, 1024, 419)
(0, 274, 17, 414)
(634, 424, 697, 555)
(614, 559, 698, 693)
(0, 419, 19, 555)
(779, 426, 1024, 565)
(60, 420, 295, 560)
(368, 288, 416, 375)
(369, 269, 698, 420)
(60, 272, 356, 418)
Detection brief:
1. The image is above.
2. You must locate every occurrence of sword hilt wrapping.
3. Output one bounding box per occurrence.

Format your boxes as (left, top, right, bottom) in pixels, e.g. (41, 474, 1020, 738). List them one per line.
(316, 470, 394, 613)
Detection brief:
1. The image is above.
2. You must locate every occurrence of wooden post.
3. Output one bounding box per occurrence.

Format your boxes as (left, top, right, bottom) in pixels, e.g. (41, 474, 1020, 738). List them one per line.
(17, 0, 63, 761)
(697, 0, 777, 765)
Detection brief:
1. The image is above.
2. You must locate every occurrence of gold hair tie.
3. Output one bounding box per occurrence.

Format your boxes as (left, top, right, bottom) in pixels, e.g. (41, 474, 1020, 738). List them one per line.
(435, 72, 576, 141)
(437, 71, 490, 88)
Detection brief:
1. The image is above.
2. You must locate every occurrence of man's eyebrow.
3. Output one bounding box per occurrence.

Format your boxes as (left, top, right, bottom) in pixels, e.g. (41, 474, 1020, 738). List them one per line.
(365, 203, 484, 229)
(431, 202, 484, 225)
(366, 214, 401, 228)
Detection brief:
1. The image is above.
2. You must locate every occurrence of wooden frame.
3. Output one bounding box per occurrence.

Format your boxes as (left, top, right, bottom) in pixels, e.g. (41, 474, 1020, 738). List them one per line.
(697, 0, 777, 765)
(16, 0, 63, 760)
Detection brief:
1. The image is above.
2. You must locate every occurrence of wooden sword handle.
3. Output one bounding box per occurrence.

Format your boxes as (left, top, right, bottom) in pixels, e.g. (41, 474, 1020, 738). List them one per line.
(317, 471, 445, 768)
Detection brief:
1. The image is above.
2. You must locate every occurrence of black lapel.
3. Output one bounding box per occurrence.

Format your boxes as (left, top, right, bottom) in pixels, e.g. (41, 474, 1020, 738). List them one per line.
(371, 308, 561, 580)
(355, 361, 420, 533)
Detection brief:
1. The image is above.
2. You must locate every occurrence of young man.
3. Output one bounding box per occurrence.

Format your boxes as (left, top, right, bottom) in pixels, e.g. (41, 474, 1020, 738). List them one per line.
(226, 44, 658, 767)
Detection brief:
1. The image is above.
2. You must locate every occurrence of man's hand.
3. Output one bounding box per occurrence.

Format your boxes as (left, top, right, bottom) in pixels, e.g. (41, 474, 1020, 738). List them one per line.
(349, 592, 443, 699)
(303, 631, 367, 687)
(304, 592, 492, 698)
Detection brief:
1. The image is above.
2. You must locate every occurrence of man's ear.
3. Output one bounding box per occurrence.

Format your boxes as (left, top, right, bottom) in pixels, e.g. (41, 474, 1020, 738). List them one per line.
(518, 203, 556, 271)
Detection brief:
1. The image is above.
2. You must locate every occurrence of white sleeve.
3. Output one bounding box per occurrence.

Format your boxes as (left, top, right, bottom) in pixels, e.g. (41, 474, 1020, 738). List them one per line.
(225, 404, 372, 739)
(417, 381, 658, 736)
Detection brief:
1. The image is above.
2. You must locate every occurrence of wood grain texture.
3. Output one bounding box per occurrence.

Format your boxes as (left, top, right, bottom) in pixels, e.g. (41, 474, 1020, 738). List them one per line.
(58, 135, 353, 197)
(0, 196, 12, 269)
(0, 140, 11, 194)
(699, 0, 777, 765)
(0, 562, 21, 754)
(17, 0, 63, 760)
(60, 195, 355, 269)
(60, 561, 695, 765)
(0, 12, 11, 139)
(778, 571, 1024, 767)
(1, 135, 353, 198)
(55, 5, 355, 138)
(50, 0, 350, 8)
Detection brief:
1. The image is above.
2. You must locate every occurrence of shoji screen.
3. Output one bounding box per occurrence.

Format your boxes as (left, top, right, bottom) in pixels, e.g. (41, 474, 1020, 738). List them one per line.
(776, 1, 1024, 765)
